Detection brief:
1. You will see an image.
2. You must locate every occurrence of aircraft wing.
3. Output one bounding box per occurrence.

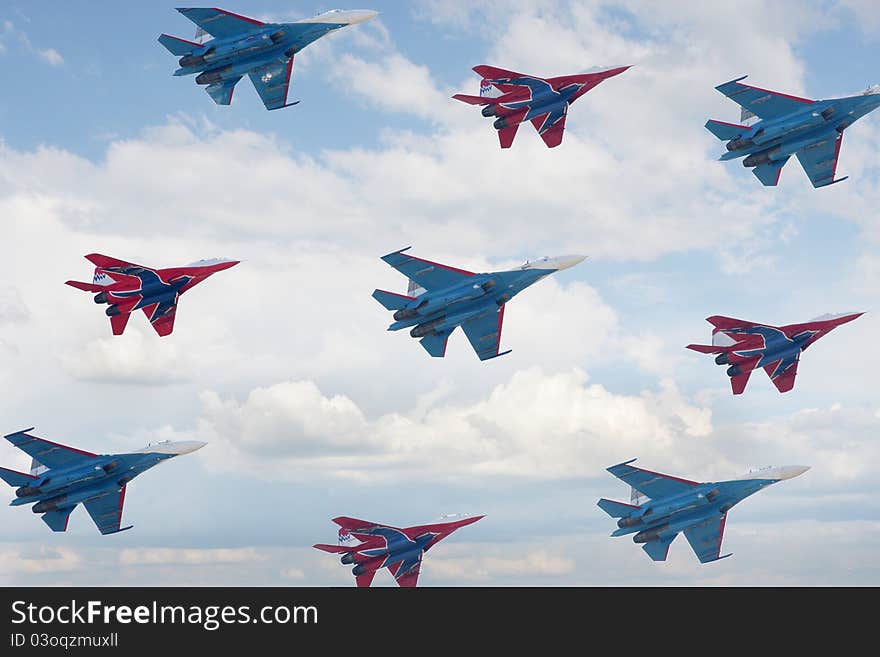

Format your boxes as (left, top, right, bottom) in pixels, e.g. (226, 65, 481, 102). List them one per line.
(142, 300, 177, 337)
(176, 8, 264, 39)
(85, 253, 146, 270)
(248, 59, 299, 111)
(355, 572, 375, 588)
(461, 307, 509, 360)
(83, 486, 131, 535)
(683, 514, 731, 563)
(764, 356, 799, 393)
(642, 534, 677, 561)
(333, 516, 399, 543)
(715, 76, 814, 120)
(607, 460, 699, 499)
(531, 107, 568, 148)
(4, 429, 97, 470)
(41, 507, 75, 532)
(206, 77, 241, 105)
(472, 65, 530, 93)
(380, 247, 475, 292)
(388, 557, 422, 588)
(795, 131, 845, 188)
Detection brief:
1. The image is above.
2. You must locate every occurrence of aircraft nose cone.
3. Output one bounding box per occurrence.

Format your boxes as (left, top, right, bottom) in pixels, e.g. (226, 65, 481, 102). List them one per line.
(346, 10, 379, 24)
(778, 465, 810, 480)
(553, 255, 587, 271)
(170, 441, 208, 455)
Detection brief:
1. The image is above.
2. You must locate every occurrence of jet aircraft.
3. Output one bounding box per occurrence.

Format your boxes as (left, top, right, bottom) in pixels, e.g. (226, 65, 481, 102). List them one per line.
(598, 459, 809, 563)
(0, 428, 205, 534)
(453, 65, 630, 148)
(706, 76, 880, 187)
(372, 248, 586, 360)
(66, 254, 239, 337)
(314, 515, 484, 587)
(687, 312, 862, 394)
(159, 7, 378, 109)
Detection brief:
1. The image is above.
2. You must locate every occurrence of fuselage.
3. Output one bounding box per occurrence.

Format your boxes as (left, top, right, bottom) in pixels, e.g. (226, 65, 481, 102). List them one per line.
(720, 91, 880, 167)
(9, 441, 205, 512)
(612, 466, 809, 544)
(173, 10, 378, 85)
(387, 255, 584, 338)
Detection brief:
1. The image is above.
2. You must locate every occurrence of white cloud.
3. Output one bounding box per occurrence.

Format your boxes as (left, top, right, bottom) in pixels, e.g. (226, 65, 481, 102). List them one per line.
(38, 47, 63, 66)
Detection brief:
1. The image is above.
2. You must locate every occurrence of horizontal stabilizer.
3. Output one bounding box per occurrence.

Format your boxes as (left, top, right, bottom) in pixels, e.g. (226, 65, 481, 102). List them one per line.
(158, 33, 200, 56)
(65, 279, 124, 293)
(372, 289, 415, 311)
(452, 93, 493, 106)
(753, 157, 789, 186)
(42, 507, 74, 532)
(643, 535, 676, 561)
(704, 119, 750, 141)
(206, 77, 240, 106)
(597, 498, 639, 518)
(0, 465, 36, 487)
(420, 331, 451, 358)
(313, 543, 352, 554)
(686, 343, 723, 354)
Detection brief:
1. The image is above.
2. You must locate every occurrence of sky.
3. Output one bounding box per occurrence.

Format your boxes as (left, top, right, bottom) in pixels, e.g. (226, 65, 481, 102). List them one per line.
(1, 0, 879, 586)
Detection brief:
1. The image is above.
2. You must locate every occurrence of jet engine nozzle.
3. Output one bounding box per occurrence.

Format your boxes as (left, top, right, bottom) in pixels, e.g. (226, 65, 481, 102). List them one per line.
(16, 486, 40, 498)
(102, 460, 120, 473)
(726, 138, 754, 151)
(719, 503, 734, 514)
(284, 47, 297, 58)
(411, 319, 443, 338)
(340, 553, 356, 565)
(633, 526, 666, 544)
(481, 105, 497, 117)
(179, 47, 214, 69)
(496, 293, 511, 306)
(105, 305, 121, 317)
(179, 54, 206, 68)
(33, 497, 64, 514)
(821, 107, 836, 120)
(726, 364, 742, 377)
(481, 280, 496, 292)
(714, 353, 729, 365)
(93, 291, 107, 304)
(351, 563, 370, 576)
(743, 149, 776, 167)
(493, 117, 510, 130)
(393, 308, 418, 321)
(195, 70, 224, 85)
(705, 488, 721, 502)
(617, 516, 641, 528)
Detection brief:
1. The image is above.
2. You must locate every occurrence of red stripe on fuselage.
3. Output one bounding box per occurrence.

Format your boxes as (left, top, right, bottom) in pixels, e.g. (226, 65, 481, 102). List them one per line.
(738, 83, 813, 104)
(631, 466, 699, 486)
(405, 255, 475, 277)
(20, 433, 98, 458)
(211, 7, 264, 25)
(117, 485, 126, 528)
(282, 57, 294, 105)
(495, 305, 505, 355)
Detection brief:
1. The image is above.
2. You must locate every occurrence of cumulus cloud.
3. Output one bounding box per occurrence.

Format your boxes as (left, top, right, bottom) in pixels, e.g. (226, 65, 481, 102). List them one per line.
(185, 368, 714, 482)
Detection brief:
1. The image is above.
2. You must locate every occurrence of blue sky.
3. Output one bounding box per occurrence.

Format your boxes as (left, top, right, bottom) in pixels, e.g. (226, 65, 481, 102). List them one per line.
(1, 1, 880, 586)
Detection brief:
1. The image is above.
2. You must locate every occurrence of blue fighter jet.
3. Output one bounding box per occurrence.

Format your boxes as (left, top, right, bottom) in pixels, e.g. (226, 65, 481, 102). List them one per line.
(706, 76, 880, 187)
(0, 428, 205, 534)
(599, 460, 809, 563)
(159, 7, 378, 109)
(372, 248, 586, 360)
